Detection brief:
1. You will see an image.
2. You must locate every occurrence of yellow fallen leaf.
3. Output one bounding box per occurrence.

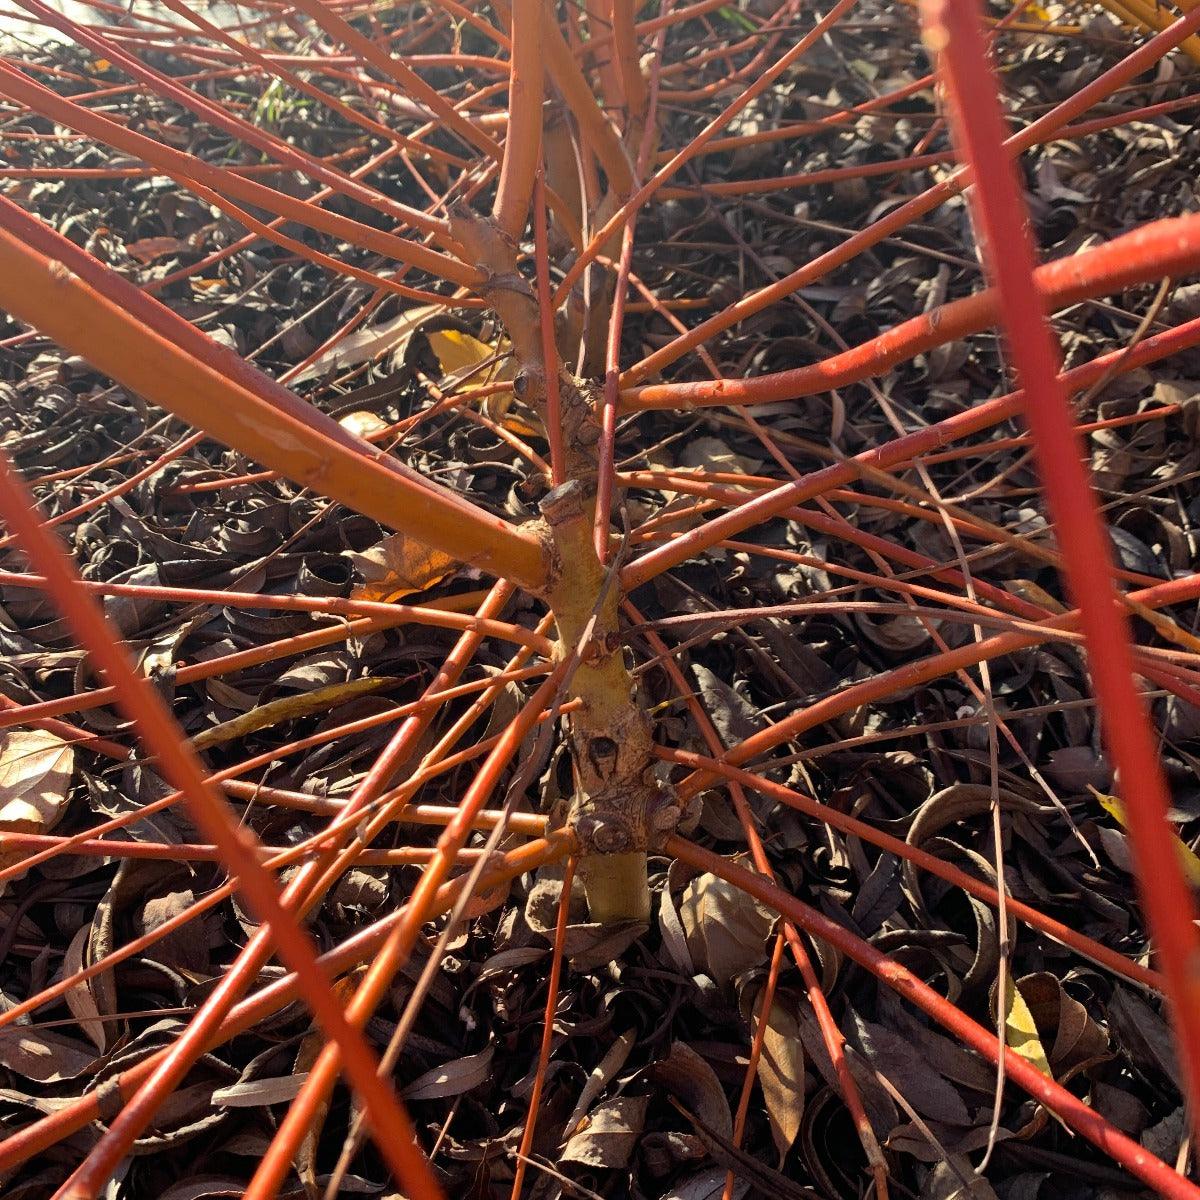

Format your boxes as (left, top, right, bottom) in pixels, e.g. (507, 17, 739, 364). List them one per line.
(349, 531, 459, 603)
(1123, 597, 1200, 653)
(426, 327, 509, 385)
(338, 410, 390, 441)
(193, 677, 403, 750)
(0, 729, 73, 834)
(1089, 785, 1200, 887)
(1003, 976, 1053, 1078)
(502, 413, 543, 438)
(1003, 578, 1066, 614)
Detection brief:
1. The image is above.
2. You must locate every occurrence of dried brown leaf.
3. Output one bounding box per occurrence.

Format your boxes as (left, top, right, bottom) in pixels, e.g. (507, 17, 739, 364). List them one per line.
(560, 1095, 650, 1168)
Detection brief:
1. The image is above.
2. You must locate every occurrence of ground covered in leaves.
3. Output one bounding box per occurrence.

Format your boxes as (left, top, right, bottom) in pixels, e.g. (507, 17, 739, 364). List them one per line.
(3, 4, 1200, 1199)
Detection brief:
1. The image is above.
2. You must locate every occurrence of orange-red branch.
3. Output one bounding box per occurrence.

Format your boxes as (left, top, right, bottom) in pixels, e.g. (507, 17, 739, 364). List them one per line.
(623, 215, 1200, 407)
(492, 0, 543, 239)
(668, 838, 1200, 1200)
(0, 207, 549, 593)
(923, 0, 1200, 1137)
(620, 311, 1200, 590)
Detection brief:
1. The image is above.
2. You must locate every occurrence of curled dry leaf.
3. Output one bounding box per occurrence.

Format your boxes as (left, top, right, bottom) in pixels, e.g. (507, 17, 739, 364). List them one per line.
(562, 1028, 638, 1141)
(192, 676, 405, 750)
(63, 923, 107, 1052)
(1016, 973, 1108, 1075)
(651, 1041, 733, 1140)
(348, 531, 460, 603)
(0, 729, 73, 884)
(680, 865, 776, 989)
(560, 1095, 650, 1169)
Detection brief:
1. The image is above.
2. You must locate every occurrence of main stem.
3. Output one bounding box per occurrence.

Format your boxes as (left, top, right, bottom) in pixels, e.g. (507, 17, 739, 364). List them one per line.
(452, 207, 676, 922)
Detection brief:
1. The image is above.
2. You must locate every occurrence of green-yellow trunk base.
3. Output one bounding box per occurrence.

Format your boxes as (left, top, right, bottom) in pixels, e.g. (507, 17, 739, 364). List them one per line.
(578, 852, 651, 925)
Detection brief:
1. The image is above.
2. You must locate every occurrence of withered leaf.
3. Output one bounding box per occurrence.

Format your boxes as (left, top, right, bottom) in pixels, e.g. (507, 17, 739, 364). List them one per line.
(754, 997, 806, 1158)
(348, 531, 460, 603)
(212, 1075, 309, 1107)
(0, 729, 73, 879)
(158, 1178, 247, 1200)
(651, 1041, 732, 1140)
(691, 664, 763, 746)
(560, 1095, 650, 1168)
(402, 1044, 495, 1101)
(848, 1011, 970, 1126)
(63, 923, 107, 1052)
(126, 236, 189, 264)
(0, 1026, 96, 1082)
(192, 676, 403, 749)
(680, 867, 775, 989)
(664, 1168, 750, 1200)
(1108, 987, 1183, 1094)
(923, 1160, 1000, 1199)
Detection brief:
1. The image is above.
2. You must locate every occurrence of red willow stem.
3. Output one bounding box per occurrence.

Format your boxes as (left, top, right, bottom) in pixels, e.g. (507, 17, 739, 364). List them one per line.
(534, 168, 567, 485)
(244, 661, 572, 1195)
(0, 665, 551, 897)
(509, 856, 576, 1200)
(654, 89, 1200, 193)
(553, 0, 862, 306)
(919, 0, 1200, 1136)
(669, 572, 1200, 800)
(622, 214, 1200, 407)
(90, 588, 526, 1184)
(658, 747, 1159, 990)
(0, 432, 205, 553)
(0, 203, 549, 592)
(152, 0, 469, 167)
(668, 837, 1200, 1200)
(281, 0, 502, 160)
(592, 4, 671, 560)
(616, 1, 1200, 385)
(0, 831, 499, 866)
(0, 834, 573, 1178)
(0, 449, 444, 1200)
(10, 0, 462, 233)
(0, 574, 552, 652)
(0, 65, 473, 284)
(492, 0, 543, 239)
(628, 603, 888, 1190)
(620, 312, 1200, 590)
